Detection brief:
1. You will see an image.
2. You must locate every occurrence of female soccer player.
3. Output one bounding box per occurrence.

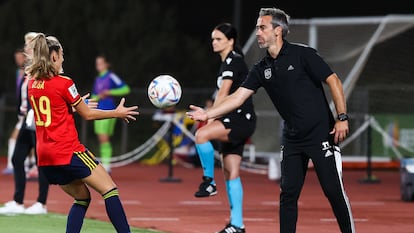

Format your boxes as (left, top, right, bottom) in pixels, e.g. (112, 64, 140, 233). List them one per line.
(193, 23, 256, 233)
(26, 33, 139, 233)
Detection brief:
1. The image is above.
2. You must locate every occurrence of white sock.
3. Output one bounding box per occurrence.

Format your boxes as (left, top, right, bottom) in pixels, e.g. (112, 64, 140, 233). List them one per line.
(7, 138, 16, 169)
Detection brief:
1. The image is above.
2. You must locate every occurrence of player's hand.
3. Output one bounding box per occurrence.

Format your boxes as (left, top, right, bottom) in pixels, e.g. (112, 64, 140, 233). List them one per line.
(115, 98, 139, 123)
(330, 120, 349, 144)
(81, 93, 98, 109)
(186, 105, 208, 122)
(72, 93, 97, 112)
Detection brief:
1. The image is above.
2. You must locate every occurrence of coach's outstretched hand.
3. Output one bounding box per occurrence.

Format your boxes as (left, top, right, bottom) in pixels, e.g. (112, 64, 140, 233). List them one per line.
(186, 105, 208, 122)
(116, 98, 139, 123)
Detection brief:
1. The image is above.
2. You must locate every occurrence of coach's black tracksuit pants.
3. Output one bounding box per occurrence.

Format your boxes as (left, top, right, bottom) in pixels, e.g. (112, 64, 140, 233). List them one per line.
(279, 141, 355, 233)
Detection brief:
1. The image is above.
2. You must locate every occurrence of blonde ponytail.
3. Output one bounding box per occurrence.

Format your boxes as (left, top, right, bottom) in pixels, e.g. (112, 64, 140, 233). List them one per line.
(25, 33, 62, 80)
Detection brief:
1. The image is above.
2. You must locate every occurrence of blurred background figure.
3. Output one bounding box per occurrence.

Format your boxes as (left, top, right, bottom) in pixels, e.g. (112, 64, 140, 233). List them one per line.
(2, 48, 26, 175)
(0, 31, 49, 215)
(91, 55, 131, 172)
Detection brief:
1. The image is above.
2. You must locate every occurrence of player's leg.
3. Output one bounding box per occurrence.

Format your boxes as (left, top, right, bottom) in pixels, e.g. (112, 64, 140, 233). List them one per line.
(80, 150, 130, 233)
(60, 179, 91, 233)
(94, 119, 116, 172)
(40, 152, 96, 232)
(279, 145, 309, 233)
(310, 143, 355, 233)
(194, 120, 230, 197)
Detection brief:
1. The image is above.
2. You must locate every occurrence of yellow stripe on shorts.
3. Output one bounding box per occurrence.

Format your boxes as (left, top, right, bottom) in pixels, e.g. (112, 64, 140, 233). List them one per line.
(75, 151, 97, 171)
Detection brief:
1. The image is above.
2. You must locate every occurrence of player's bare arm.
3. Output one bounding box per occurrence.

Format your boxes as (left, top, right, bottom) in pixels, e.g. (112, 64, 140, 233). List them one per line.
(75, 97, 139, 123)
(114, 98, 140, 123)
(213, 79, 233, 107)
(326, 73, 349, 143)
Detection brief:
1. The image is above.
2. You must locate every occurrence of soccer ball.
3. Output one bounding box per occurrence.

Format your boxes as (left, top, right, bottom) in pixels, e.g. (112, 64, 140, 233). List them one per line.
(148, 74, 182, 109)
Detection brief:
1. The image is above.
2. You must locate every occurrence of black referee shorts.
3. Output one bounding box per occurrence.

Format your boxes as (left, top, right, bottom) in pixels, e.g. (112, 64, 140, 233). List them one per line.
(220, 109, 256, 156)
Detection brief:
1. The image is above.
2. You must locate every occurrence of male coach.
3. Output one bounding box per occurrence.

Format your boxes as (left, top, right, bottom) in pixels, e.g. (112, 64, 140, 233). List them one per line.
(187, 7, 355, 233)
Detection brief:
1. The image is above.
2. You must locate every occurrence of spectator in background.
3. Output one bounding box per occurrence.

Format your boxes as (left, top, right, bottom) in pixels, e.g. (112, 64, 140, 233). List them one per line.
(2, 48, 26, 175)
(0, 32, 50, 215)
(91, 55, 131, 172)
(193, 23, 256, 233)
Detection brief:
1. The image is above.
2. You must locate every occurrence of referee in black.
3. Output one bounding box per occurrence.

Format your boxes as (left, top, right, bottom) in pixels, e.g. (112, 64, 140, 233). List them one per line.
(187, 7, 355, 233)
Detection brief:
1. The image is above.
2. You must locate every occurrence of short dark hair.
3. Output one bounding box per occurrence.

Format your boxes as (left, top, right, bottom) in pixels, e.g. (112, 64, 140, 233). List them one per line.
(259, 7, 290, 37)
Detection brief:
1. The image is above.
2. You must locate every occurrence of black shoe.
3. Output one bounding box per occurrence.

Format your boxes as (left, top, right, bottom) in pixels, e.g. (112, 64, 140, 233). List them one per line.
(194, 176, 217, 197)
(216, 223, 246, 233)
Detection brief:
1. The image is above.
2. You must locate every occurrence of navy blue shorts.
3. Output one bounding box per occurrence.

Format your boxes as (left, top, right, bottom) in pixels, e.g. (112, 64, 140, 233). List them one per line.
(39, 150, 100, 185)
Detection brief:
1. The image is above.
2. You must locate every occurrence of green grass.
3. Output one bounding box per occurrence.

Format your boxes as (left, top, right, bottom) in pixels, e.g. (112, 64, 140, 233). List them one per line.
(0, 213, 166, 233)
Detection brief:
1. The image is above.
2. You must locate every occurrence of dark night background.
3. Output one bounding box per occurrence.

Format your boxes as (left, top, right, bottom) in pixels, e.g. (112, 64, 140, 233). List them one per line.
(0, 0, 412, 93)
(174, 1, 414, 45)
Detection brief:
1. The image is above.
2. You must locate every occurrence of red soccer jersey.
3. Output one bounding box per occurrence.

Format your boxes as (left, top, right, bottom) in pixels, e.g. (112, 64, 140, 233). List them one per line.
(28, 75, 86, 166)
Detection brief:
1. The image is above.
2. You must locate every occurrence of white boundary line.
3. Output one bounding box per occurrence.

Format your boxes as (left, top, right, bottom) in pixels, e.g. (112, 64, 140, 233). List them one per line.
(178, 200, 222, 205)
(130, 217, 180, 222)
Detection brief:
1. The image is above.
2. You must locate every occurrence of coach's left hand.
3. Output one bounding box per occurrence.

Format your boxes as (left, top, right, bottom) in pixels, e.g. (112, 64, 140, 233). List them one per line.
(330, 120, 349, 144)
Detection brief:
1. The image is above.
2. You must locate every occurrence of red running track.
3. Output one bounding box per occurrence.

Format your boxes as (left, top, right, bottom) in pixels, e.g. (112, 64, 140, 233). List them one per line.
(1, 159, 414, 233)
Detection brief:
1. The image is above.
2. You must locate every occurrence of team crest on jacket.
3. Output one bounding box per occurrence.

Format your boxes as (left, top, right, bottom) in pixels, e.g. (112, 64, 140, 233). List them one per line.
(226, 57, 232, 64)
(264, 68, 272, 79)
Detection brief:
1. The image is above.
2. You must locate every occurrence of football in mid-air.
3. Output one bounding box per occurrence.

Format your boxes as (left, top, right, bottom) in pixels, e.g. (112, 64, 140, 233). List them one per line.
(147, 74, 182, 109)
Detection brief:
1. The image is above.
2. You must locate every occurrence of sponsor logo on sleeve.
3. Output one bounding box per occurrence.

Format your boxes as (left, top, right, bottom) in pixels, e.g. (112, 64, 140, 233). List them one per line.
(68, 84, 79, 99)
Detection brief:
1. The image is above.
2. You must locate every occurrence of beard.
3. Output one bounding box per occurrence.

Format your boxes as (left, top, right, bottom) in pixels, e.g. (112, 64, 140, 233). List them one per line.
(257, 37, 268, 49)
(257, 41, 268, 49)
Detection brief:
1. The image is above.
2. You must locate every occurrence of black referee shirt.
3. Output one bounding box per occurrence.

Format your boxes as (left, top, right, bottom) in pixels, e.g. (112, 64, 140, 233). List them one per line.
(242, 40, 336, 145)
(217, 50, 254, 113)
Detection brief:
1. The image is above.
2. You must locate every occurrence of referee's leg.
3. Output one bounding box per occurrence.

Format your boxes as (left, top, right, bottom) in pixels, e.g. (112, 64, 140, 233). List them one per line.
(311, 145, 355, 233)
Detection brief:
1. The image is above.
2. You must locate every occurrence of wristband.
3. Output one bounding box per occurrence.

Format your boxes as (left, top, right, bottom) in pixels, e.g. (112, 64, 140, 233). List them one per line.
(337, 113, 349, 121)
